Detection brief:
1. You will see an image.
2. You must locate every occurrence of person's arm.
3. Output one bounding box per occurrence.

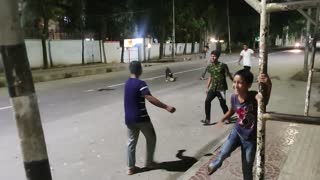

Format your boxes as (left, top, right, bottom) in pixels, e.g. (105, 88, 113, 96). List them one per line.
(216, 99, 235, 127)
(238, 55, 243, 65)
(206, 76, 212, 94)
(224, 64, 233, 81)
(145, 95, 176, 113)
(256, 74, 272, 105)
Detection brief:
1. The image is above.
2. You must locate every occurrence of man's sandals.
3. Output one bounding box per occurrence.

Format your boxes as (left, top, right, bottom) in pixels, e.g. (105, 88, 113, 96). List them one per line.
(201, 119, 210, 125)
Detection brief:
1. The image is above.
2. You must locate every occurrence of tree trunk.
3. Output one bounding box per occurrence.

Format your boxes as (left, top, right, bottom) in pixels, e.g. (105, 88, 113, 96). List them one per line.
(40, 0, 49, 69)
(81, 31, 85, 65)
(41, 17, 49, 69)
(303, 9, 311, 74)
(102, 40, 107, 63)
(99, 39, 102, 63)
(48, 39, 53, 67)
(80, 0, 85, 65)
(159, 41, 164, 59)
(159, 25, 166, 59)
(191, 31, 195, 54)
(120, 39, 124, 63)
(0, 1, 52, 179)
(199, 29, 203, 54)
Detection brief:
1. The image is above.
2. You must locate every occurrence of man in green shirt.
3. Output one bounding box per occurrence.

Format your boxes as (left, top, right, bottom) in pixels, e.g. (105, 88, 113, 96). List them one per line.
(202, 50, 233, 125)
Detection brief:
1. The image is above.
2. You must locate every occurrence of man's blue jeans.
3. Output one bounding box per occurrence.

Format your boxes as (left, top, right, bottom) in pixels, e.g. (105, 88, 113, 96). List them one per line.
(127, 122, 156, 168)
(208, 128, 256, 180)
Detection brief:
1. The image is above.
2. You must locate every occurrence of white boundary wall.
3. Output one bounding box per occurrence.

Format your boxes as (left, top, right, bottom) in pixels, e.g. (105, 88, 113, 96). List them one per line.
(0, 40, 202, 69)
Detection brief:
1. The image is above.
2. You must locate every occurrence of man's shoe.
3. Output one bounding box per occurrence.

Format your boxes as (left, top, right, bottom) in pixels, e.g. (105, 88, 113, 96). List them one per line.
(207, 165, 217, 175)
(127, 166, 139, 175)
(201, 119, 210, 125)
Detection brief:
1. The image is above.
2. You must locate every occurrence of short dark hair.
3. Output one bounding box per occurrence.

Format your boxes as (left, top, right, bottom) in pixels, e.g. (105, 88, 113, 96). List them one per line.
(129, 61, 142, 76)
(211, 50, 221, 58)
(234, 69, 254, 84)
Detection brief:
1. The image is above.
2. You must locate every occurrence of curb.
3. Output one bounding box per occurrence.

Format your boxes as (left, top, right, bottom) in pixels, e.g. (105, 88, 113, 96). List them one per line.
(0, 64, 128, 88)
(176, 125, 233, 180)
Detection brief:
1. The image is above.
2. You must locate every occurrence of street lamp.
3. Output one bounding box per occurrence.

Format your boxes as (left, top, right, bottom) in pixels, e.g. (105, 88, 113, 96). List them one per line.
(172, 0, 175, 60)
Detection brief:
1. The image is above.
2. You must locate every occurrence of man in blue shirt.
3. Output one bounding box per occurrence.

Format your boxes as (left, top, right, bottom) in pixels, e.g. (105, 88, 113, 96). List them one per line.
(124, 61, 176, 175)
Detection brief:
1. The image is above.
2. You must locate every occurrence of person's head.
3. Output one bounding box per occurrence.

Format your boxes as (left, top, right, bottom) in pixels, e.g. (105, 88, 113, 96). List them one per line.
(243, 44, 248, 50)
(233, 69, 254, 95)
(129, 61, 142, 77)
(210, 50, 221, 63)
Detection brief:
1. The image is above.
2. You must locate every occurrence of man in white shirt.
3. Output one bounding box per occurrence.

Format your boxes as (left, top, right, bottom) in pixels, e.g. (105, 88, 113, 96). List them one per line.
(238, 44, 255, 71)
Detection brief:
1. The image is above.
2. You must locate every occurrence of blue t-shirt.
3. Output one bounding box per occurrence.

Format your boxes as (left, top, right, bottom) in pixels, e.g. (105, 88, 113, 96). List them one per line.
(124, 78, 151, 125)
(231, 91, 258, 140)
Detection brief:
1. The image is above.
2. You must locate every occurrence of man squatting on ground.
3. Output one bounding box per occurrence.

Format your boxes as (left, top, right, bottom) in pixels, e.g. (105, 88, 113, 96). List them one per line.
(207, 69, 272, 180)
(202, 50, 233, 125)
(124, 61, 176, 175)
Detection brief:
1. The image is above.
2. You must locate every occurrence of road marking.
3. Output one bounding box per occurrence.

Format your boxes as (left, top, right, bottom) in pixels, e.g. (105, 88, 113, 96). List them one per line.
(107, 83, 125, 88)
(0, 106, 12, 111)
(85, 60, 239, 91)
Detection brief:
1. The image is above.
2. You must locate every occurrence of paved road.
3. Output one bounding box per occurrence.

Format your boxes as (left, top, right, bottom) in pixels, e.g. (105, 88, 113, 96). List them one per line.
(0, 50, 319, 180)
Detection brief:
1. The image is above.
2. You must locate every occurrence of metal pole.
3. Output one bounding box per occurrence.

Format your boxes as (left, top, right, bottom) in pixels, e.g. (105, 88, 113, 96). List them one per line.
(304, 6, 319, 116)
(304, 9, 311, 74)
(172, 0, 175, 60)
(256, 0, 269, 179)
(263, 113, 320, 125)
(0, 0, 52, 180)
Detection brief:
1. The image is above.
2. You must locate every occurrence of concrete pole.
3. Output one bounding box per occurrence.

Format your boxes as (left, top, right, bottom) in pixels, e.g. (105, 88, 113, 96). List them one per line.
(304, 6, 319, 116)
(303, 9, 312, 74)
(0, 1, 52, 180)
(227, 0, 232, 53)
(256, 0, 269, 179)
(172, 0, 175, 60)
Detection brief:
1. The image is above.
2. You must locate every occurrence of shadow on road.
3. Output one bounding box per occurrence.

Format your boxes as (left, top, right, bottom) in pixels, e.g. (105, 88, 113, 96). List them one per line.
(135, 149, 197, 174)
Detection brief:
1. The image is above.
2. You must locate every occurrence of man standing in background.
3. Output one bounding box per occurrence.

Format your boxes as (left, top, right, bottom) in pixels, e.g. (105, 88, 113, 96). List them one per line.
(238, 44, 255, 71)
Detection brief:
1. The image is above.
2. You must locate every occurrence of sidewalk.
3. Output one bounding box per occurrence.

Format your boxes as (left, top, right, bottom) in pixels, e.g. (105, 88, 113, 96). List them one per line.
(178, 50, 320, 180)
(0, 53, 199, 88)
(179, 121, 320, 180)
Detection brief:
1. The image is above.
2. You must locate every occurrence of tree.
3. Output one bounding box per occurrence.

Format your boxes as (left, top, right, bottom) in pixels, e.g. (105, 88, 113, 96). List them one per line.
(175, 1, 205, 53)
(23, 0, 67, 69)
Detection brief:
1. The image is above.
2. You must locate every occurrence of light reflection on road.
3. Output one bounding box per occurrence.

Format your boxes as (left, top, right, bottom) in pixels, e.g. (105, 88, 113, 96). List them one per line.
(286, 49, 303, 54)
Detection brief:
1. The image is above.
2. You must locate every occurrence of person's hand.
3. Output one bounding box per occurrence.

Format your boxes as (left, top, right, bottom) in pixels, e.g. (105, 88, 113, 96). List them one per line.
(166, 106, 176, 113)
(216, 121, 224, 128)
(257, 74, 271, 85)
(206, 88, 210, 94)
